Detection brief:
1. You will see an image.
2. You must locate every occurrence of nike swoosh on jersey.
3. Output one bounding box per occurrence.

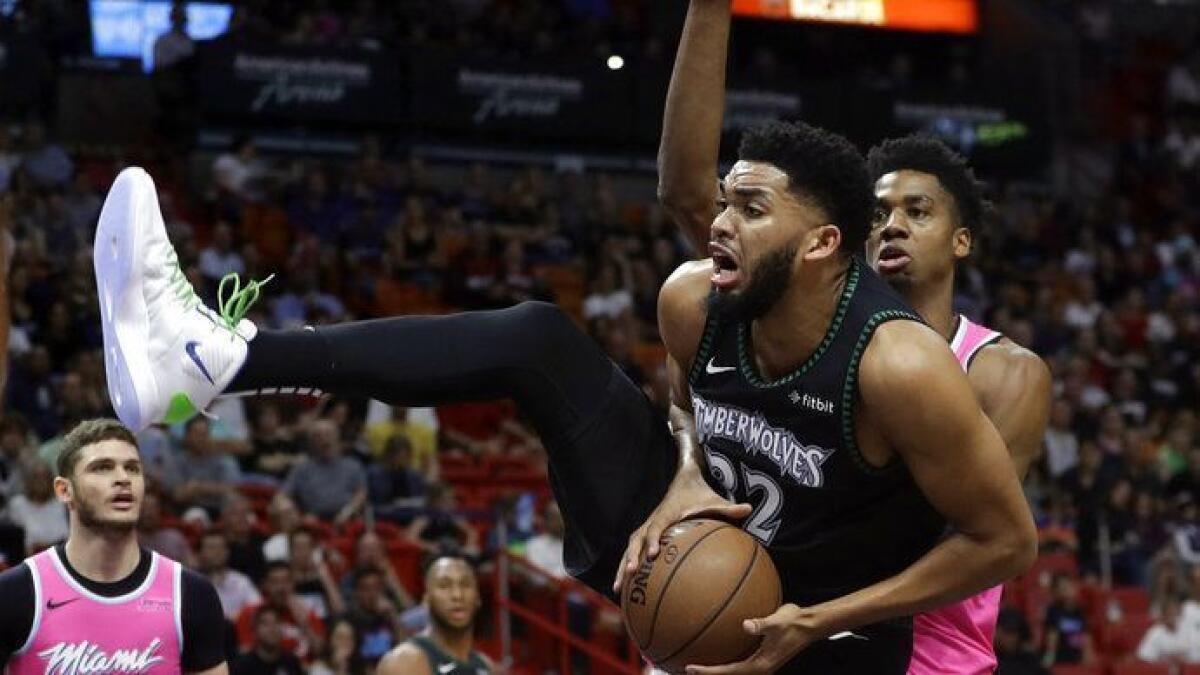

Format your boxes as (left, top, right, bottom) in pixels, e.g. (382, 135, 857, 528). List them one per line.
(46, 598, 80, 610)
(706, 357, 737, 375)
(185, 340, 215, 385)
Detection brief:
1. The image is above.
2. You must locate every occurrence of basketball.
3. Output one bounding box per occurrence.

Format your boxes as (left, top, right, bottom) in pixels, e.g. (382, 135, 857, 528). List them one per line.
(620, 518, 782, 673)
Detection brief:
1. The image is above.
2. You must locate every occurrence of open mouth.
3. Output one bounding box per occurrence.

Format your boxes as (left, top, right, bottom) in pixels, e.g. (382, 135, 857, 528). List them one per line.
(876, 246, 912, 274)
(709, 243, 742, 289)
(111, 494, 136, 510)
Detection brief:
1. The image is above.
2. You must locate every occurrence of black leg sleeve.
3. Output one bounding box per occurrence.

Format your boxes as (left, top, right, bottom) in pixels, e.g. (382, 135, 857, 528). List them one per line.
(229, 302, 616, 443)
(228, 301, 678, 594)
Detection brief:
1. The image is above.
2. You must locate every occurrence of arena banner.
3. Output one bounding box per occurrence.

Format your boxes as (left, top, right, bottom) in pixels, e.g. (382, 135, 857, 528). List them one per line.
(195, 42, 404, 125)
(408, 47, 633, 145)
(732, 0, 979, 34)
(883, 95, 1048, 173)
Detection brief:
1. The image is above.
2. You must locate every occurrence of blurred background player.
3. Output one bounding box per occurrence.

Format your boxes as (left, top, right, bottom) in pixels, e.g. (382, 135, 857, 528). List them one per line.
(0, 419, 226, 674)
(652, 2, 1052, 672)
(376, 555, 494, 675)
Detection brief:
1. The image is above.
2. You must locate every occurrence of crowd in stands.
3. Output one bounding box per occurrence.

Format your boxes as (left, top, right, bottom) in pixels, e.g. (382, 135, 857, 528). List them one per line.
(1, 1, 1200, 673)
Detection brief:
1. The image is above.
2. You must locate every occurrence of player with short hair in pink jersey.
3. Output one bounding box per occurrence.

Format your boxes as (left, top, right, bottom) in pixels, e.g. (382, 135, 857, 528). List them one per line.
(0, 419, 228, 675)
(654, 4, 1052, 672)
(865, 137, 1051, 675)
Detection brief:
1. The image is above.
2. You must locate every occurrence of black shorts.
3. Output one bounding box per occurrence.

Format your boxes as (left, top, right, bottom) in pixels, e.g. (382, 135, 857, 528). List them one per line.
(551, 364, 677, 599)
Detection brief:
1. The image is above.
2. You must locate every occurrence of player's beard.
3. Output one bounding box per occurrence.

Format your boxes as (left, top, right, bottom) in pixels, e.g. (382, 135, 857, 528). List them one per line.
(73, 483, 138, 536)
(710, 241, 799, 321)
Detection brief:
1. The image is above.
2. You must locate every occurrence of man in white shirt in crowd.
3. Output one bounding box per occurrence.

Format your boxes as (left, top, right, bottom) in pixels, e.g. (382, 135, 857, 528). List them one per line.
(199, 529, 262, 621)
(5, 458, 68, 554)
(524, 501, 566, 579)
(1137, 594, 1198, 664)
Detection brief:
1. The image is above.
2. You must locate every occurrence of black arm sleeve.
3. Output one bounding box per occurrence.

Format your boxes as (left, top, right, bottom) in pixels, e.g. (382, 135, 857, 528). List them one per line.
(0, 564, 34, 667)
(181, 569, 227, 673)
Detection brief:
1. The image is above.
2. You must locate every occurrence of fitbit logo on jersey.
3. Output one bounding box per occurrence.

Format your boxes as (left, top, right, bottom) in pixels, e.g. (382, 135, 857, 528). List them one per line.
(692, 395, 833, 488)
(38, 638, 164, 675)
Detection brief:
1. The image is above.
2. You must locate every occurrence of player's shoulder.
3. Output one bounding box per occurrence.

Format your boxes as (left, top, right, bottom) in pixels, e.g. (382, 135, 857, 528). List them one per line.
(857, 318, 973, 407)
(658, 260, 713, 356)
(971, 337, 1051, 391)
(660, 259, 713, 305)
(377, 640, 431, 675)
(862, 318, 952, 374)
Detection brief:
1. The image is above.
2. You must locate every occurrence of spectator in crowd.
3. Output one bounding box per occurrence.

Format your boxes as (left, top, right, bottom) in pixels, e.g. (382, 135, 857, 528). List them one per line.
(221, 495, 268, 583)
(367, 435, 429, 519)
(363, 405, 437, 470)
(1136, 594, 1197, 663)
(1042, 574, 1096, 667)
(135, 424, 183, 494)
(994, 607, 1048, 675)
(152, 3, 195, 72)
(230, 606, 305, 675)
(341, 567, 406, 665)
(198, 529, 262, 622)
(1168, 448, 1200, 507)
(288, 525, 345, 621)
(1044, 401, 1080, 480)
(309, 619, 365, 675)
(407, 483, 479, 557)
(523, 501, 566, 580)
(213, 135, 267, 205)
(282, 418, 366, 524)
(175, 416, 240, 517)
(18, 122, 72, 189)
(236, 561, 326, 663)
(137, 488, 195, 566)
(5, 457, 66, 554)
(246, 403, 302, 479)
(339, 530, 415, 611)
(263, 492, 304, 562)
(198, 221, 246, 293)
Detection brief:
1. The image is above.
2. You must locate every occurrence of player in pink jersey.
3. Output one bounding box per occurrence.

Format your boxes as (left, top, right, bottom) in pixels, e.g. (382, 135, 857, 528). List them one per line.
(866, 138, 1051, 675)
(0, 419, 227, 674)
(653, 3, 1052, 673)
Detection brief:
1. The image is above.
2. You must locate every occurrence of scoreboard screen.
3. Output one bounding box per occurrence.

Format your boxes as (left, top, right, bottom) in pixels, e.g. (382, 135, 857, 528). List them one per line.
(732, 0, 979, 34)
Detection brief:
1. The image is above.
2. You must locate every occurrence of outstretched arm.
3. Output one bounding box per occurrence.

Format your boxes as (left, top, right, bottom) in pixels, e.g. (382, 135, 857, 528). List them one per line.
(657, 0, 731, 252)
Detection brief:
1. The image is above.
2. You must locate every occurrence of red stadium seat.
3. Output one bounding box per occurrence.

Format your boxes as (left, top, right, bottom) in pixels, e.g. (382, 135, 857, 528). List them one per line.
(1108, 587, 1151, 617)
(1103, 614, 1155, 660)
(1051, 665, 1105, 675)
(1111, 663, 1173, 675)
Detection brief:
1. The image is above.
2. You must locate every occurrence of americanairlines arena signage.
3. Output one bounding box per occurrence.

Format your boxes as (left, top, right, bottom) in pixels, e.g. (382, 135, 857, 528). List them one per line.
(410, 46, 632, 144)
(456, 70, 584, 124)
(197, 43, 402, 124)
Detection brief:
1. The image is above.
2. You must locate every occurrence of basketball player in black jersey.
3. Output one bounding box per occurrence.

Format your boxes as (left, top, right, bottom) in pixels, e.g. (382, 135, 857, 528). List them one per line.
(377, 555, 494, 675)
(95, 130, 1033, 673)
(651, 3, 1052, 671)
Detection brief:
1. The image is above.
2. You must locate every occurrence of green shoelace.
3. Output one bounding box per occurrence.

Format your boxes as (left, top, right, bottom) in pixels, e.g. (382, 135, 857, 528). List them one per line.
(166, 253, 272, 332)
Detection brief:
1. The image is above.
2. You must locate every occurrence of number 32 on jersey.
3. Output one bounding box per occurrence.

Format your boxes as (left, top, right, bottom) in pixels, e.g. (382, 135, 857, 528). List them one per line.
(705, 448, 783, 545)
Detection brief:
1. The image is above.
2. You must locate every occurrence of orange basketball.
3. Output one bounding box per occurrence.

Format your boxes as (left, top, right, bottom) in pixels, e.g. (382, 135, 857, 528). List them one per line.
(619, 519, 782, 673)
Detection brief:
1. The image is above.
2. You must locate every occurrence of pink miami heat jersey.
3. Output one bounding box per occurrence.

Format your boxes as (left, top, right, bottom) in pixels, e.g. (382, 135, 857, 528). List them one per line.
(8, 547, 183, 675)
(908, 316, 1005, 675)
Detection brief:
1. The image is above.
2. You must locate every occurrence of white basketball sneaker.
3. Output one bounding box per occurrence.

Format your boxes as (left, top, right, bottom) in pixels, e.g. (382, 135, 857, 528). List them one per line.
(94, 167, 269, 431)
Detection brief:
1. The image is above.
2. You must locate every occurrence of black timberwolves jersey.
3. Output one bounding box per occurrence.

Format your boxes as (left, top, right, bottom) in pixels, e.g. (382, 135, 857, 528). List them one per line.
(410, 636, 491, 675)
(688, 257, 946, 607)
